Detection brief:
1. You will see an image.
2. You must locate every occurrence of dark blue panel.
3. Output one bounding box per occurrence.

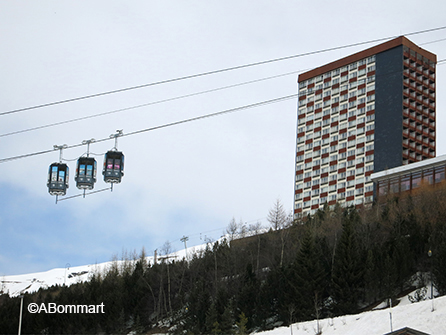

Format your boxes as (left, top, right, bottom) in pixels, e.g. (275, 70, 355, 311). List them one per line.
(374, 46, 404, 172)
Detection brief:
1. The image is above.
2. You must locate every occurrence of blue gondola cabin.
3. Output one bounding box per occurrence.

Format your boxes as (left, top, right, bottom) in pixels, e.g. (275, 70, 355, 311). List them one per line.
(47, 163, 69, 196)
(75, 157, 97, 190)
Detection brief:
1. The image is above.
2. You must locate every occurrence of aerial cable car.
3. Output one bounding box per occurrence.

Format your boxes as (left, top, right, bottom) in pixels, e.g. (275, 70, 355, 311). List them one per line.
(47, 144, 69, 197)
(103, 130, 124, 186)
(75, 139, 97, 190)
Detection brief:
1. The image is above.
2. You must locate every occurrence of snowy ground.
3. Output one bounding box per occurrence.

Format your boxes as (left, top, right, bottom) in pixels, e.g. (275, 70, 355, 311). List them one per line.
(2, 241, 445, 335)
(0, 241, 203, 297)
(258, 294, 446, 335)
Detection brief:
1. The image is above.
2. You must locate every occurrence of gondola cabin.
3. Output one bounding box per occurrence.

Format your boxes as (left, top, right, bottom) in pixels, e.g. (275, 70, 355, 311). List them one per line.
(75, 157, 97, 190)
(103, 151, 124, 183)
(47, 163, 69, 196)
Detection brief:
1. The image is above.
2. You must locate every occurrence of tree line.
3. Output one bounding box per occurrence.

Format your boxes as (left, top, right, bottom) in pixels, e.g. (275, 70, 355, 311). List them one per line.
(1, 184, 446, 334)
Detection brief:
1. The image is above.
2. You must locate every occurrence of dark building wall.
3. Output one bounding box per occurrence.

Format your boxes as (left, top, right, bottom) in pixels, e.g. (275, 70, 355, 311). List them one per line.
(374, 46, 404, 172)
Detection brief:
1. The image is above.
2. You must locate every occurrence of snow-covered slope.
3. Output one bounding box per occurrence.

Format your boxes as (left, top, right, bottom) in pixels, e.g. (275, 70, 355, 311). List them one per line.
(259, 295, 446, 335)
(1, 242, 204, 297)
(2, 262, 108, 297)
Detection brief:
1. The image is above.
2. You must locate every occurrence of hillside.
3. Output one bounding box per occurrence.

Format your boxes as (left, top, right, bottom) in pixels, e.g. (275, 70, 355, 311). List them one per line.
(1, 243, 197, 297)
(2, 241, 445, 335)
(2, 194, 446, 334)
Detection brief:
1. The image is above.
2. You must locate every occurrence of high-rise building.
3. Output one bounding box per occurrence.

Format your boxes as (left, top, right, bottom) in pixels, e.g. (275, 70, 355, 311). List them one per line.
(294, 36, 436, 218)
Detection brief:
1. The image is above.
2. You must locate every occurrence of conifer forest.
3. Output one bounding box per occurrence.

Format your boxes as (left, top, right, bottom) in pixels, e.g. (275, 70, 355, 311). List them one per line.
(1, 184, 446, 334)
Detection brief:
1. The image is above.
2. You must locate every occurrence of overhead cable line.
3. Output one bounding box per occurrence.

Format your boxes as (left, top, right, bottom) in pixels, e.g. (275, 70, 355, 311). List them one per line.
(2, 25, 445, 117)
(0, 93, 298, 164)
(420, 37, 446, 46)
(0, 69, 306, 138)
(2, 57, 445, 163)
(3, 53, 446, 140)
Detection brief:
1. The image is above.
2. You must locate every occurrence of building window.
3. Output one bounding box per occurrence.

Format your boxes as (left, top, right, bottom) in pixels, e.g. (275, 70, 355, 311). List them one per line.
(412, 172, 421, 191)
(435, 167, 445, 184)
(401, 176, 410, 191)
(423, 169, 434, 185)
(390, 178, 399, 193)
(378, 181, 388, 195)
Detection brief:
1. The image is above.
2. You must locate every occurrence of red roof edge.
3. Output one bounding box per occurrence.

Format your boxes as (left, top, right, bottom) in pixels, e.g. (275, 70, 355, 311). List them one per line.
(298, 36, 437, 83)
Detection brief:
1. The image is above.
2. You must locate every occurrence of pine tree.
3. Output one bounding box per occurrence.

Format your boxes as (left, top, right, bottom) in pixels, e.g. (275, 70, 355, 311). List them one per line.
(235, 312, 248, 335)
(290, 228, 328, 320)
(205, 302, 218, 333)
(220, 304, 234, 334)
(331, 210, 364, 314)
(211, 321, 222, 335)
(237, 263, 258, 329)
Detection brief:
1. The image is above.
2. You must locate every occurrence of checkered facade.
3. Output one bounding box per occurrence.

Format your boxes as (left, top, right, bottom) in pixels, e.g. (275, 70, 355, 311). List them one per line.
(294, 37, 436, 218)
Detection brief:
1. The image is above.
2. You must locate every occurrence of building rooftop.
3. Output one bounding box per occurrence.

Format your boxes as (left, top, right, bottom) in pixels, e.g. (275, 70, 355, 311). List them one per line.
(371, 154, 446, 181)
(298, 36, 437, 82)
(384, 326, 430, 335)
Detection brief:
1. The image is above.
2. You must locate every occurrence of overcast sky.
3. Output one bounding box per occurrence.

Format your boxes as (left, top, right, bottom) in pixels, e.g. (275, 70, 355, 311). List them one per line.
(1, 1, 446, 276)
